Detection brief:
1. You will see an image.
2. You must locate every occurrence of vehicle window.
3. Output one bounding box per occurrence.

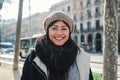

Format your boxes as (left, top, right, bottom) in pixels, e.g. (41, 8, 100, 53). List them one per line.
(0, 44, 13, 48)
(3, 45, 13, 48)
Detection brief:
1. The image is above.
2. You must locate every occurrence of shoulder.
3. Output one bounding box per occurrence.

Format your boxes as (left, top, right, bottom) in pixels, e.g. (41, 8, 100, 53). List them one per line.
(25, 50, 37, 63)
(76, 48, 90, 66)
(77, 48, 90, 61)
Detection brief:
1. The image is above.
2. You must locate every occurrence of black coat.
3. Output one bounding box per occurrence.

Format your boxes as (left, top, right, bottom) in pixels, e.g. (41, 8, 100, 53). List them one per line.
(21, 50, 93, 80)
(21, 51, 47, 80)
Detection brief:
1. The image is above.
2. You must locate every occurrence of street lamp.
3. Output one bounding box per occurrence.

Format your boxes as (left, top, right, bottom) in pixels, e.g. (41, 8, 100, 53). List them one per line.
(29, 0, 32, 50)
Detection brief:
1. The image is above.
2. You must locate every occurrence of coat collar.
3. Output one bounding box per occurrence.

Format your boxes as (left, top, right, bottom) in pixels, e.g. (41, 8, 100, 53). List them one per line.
(33, 56, 47, 75)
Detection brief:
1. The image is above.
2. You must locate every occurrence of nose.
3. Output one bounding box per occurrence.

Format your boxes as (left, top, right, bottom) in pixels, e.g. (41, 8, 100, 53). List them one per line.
(56, 29, 62, 34)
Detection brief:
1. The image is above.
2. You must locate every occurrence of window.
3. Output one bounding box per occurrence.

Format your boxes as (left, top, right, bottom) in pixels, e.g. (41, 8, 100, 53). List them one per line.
(81, 35, 85, 42)
(95, 7, 101, 17)
(74, 24, 77, 31)
(67, 6, 70, 12)
(87, 34, 92, 43)
(96, 20, 100, 29)
(87, 9, 92, 18)
(87, 21, 91, 30)
(95, 7, 100, 13)
(86, 0, 91, 7)
(80, 13, 84, 21)
(74, 14, 77, 21)
(80, 23, 83, 31)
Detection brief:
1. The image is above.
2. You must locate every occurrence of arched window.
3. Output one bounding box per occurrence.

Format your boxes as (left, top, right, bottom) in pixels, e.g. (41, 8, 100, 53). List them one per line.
(96, 33, 102, 52)
(81, 35, 85, 42)
(87, 34, 92, 44)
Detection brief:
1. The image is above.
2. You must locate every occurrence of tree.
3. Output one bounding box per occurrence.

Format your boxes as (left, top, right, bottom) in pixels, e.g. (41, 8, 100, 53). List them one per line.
(103, 0, 118, 80)
(13, 0, 23, 70)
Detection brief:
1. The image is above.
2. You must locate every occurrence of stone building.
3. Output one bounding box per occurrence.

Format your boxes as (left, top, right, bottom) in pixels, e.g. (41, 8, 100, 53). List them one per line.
(49, 0, 104, 53)
(1, 0, 120, 53)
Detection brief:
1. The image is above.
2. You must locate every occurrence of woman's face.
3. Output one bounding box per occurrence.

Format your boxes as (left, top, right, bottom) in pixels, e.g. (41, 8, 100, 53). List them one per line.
(48, 20, 70, 46)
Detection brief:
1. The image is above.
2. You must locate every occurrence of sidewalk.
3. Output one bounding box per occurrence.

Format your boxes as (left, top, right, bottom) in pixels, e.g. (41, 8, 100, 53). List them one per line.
(0, 63, 22, 80)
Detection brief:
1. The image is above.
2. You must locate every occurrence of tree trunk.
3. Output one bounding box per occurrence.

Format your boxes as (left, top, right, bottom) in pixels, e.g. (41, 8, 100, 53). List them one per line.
(103, 0, 118, 80)
(13, 0, 23, 70)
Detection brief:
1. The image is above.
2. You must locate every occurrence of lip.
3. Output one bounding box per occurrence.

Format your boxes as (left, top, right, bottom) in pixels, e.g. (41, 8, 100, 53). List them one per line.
(55, 37, 64, 40)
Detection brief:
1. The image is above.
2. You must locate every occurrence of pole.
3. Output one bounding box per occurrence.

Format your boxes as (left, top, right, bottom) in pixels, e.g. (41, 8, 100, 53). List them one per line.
(29, 0, 32, 50)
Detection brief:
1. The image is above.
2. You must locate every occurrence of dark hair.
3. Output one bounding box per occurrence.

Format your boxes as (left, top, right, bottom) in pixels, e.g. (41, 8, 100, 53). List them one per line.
(44, 20, 80, 53)
(36, 20, 80, 80)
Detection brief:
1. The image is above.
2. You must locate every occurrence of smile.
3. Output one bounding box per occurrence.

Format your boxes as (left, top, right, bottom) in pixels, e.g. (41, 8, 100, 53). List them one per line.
(55, 37, 64, 40)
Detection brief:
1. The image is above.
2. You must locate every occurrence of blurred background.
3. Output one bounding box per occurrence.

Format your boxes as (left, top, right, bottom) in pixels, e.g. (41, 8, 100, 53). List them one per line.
(0, 0, 120, 80)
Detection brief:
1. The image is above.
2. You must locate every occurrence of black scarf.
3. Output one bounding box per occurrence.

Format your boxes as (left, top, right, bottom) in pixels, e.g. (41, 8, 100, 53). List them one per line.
(36, 36, 78, 80)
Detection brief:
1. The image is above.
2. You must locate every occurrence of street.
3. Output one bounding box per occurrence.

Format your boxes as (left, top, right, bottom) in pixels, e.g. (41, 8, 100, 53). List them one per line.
(0, 53, 120, 79)
(0, 53, 24, 67)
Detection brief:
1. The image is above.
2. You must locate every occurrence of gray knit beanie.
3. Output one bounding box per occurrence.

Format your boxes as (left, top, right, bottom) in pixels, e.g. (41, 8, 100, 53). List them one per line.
(44, 11, 74, 33)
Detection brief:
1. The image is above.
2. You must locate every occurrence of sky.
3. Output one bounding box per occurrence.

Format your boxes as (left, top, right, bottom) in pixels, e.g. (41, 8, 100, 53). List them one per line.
(1, 0, 63, 19)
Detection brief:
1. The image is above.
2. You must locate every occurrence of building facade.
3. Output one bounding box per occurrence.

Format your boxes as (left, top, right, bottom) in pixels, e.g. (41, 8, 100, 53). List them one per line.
(1, 0, 120, 53)
(50, 0, 104, 53)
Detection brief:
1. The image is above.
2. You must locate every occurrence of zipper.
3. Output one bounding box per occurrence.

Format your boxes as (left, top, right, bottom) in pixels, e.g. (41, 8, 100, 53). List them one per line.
(32, 62, 47, 80)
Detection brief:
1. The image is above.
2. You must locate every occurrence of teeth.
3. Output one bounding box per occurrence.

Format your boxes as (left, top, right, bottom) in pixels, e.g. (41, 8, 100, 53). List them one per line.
(55, 37, 63, 40)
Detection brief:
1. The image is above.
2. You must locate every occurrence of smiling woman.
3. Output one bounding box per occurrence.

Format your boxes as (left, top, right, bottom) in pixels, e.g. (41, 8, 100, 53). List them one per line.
(21, 11, 93, 80)
(48, 20, 70, 46)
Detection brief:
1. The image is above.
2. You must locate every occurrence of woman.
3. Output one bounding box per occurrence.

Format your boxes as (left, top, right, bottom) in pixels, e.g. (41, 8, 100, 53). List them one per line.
(21, 11, 93, 80)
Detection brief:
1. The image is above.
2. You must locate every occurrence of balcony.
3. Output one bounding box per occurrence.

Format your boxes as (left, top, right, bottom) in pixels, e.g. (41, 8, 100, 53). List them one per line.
(95, 26, 103, 31)
(80, 26, 103, 33)
(95, 12, 101, 18)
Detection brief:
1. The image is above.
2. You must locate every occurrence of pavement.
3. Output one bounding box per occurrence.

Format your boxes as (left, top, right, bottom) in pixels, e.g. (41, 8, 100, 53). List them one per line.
(0, 54, 23, 80)
(0, 63, 22, 80)
(0, 53, 120, 80)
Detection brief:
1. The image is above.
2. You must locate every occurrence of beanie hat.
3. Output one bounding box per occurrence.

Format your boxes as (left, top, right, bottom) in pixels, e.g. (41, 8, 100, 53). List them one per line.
(44, 11, 74, 33)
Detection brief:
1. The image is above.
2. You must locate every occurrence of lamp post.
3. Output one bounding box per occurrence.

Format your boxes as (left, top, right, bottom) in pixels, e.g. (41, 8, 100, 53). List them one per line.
(29, 0, 32, 50)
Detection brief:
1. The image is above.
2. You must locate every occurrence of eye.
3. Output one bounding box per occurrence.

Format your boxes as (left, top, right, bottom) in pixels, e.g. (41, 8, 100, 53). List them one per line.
(62, 27, 69, 30)
(51, 27, 57, 30)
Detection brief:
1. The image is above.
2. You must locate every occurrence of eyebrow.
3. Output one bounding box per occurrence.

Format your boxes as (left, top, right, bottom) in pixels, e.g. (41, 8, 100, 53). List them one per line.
(52, 24, 68, 28)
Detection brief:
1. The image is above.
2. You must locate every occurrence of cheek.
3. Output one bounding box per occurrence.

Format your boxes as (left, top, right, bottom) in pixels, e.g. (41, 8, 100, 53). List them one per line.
(65, 32, 70, 40)
(48, 31, 54, 40)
